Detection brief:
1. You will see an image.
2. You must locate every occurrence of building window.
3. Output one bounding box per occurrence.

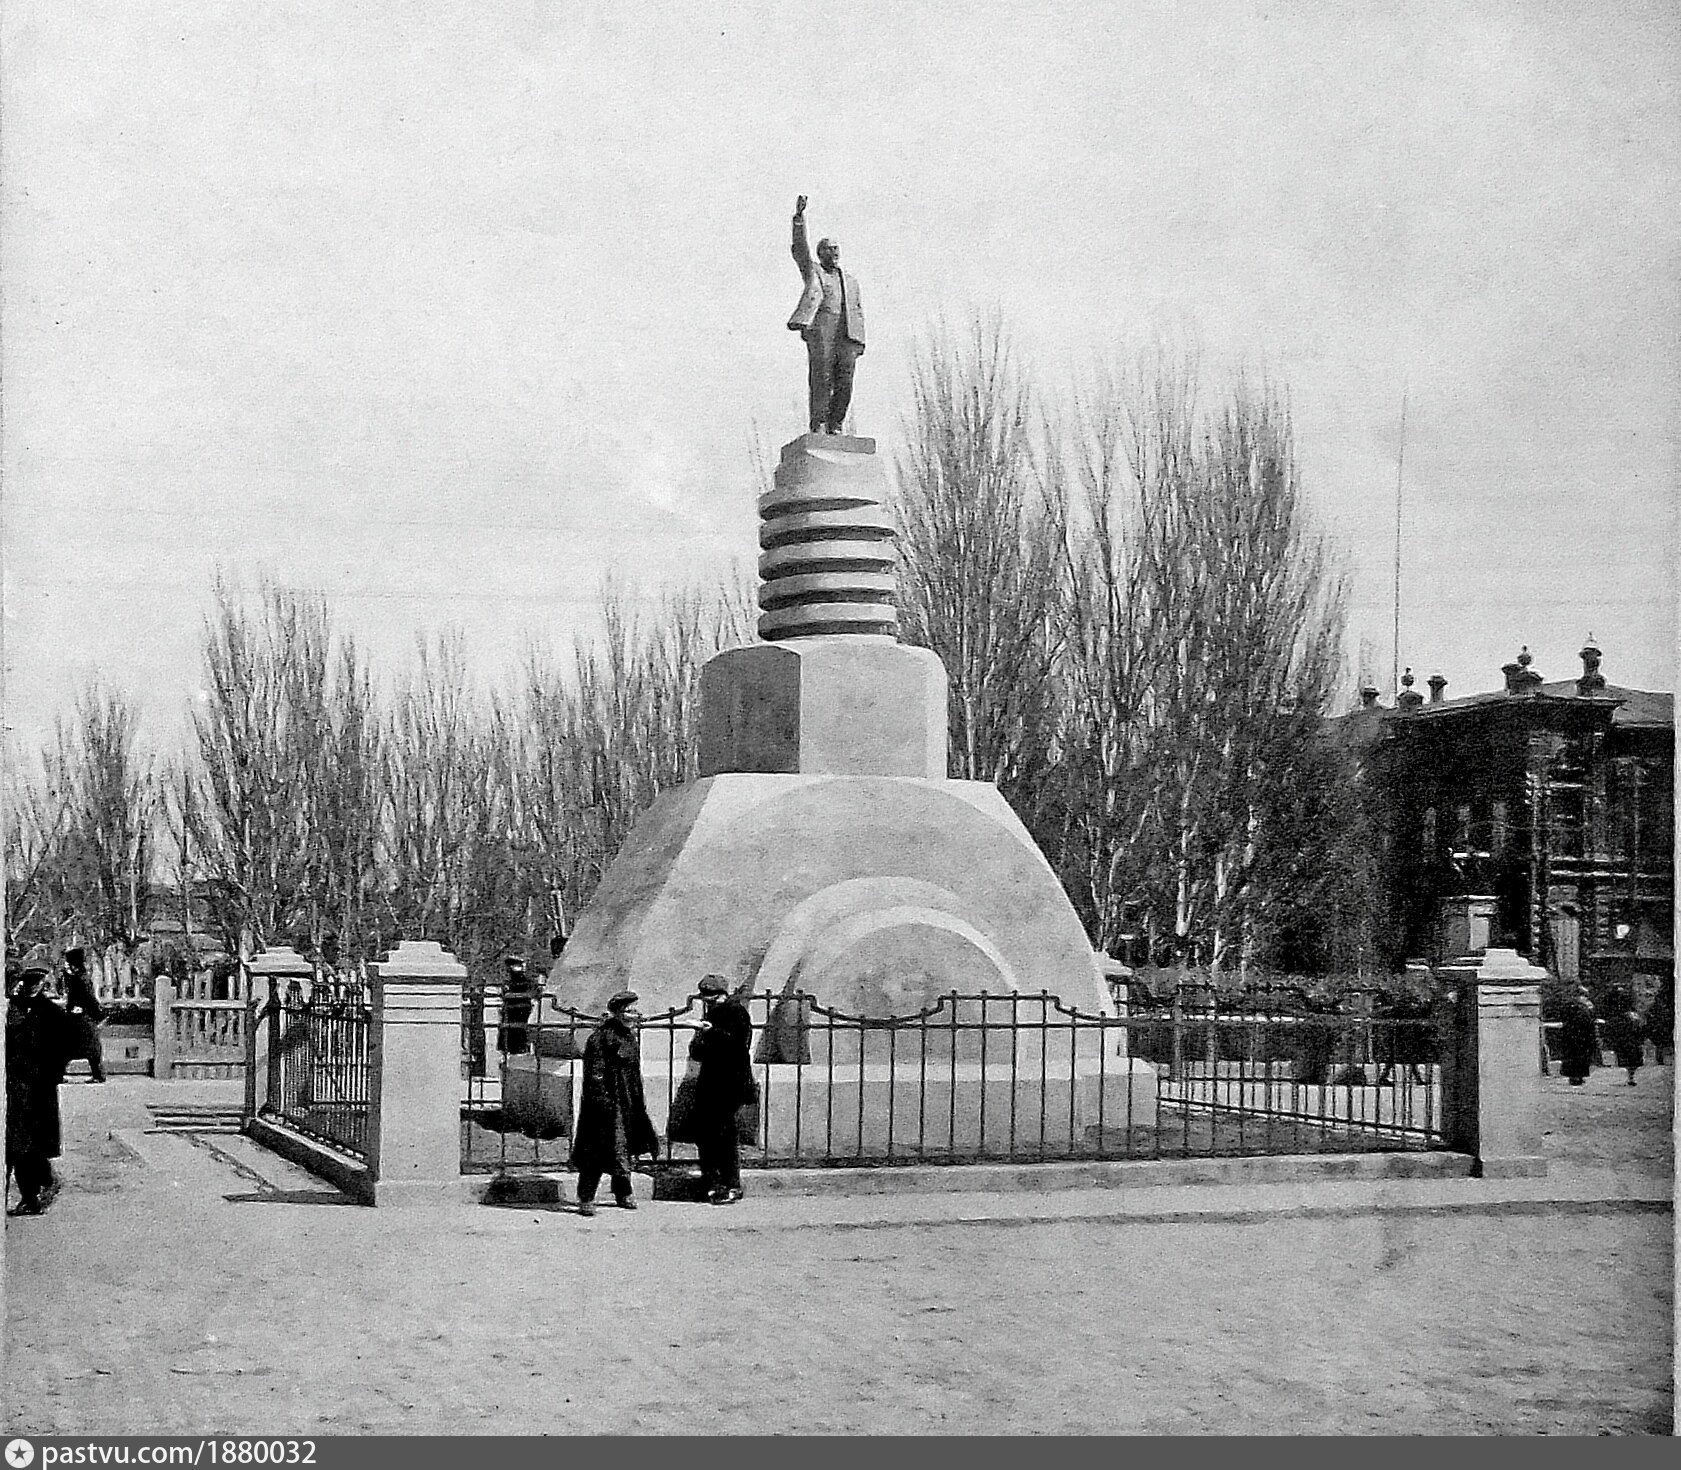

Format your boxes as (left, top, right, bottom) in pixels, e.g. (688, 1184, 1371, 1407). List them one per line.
(1491, 799, 1508, 855)
(1550, 790, 1583, 858)
(1452, 804, 1471, 852)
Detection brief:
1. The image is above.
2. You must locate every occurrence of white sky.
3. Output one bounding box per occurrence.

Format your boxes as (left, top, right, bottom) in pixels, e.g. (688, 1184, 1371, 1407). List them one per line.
(3, 1, 1677, 763)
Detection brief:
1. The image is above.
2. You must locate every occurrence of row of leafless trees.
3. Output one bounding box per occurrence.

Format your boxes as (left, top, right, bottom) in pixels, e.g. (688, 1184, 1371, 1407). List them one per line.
(5, 575, 752, 980)
(894, 322, 1384, 976)
(6, 321, 1386, 984)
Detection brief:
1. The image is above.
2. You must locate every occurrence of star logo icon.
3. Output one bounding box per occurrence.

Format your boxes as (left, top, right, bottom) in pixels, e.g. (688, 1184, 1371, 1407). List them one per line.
(5, 1440, 34, 1468)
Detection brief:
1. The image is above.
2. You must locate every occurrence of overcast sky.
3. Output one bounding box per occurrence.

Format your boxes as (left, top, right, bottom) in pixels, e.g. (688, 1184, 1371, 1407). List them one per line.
(3, 1, 1676, 765)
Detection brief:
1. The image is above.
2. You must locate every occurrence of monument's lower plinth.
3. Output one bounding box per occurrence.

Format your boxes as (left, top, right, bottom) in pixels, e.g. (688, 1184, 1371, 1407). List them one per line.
(551, 771, 1112, 1018)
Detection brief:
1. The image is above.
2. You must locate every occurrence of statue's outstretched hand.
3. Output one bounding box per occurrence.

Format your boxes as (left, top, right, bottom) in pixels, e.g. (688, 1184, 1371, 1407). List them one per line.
(795, 195, 807, 216)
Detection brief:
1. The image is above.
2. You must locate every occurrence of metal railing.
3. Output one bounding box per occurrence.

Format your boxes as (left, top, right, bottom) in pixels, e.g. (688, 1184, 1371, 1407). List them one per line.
(1124, 981, 1441, 1146)
(463, 985, 1444, 1175)
(271, 975, 372, 1160)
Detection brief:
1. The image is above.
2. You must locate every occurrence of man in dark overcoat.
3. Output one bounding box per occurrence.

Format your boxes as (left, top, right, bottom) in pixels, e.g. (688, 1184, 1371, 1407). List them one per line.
(7, 949, 75, 1215)
(63, 945, 107, 1083)
(1644, 982, 1673, 1067)
(691, 974, 755, 1206)
(1602, 990, 1646, 1087)
(1559, 985, 1598, 1086)
(570, 990, 658, 1215)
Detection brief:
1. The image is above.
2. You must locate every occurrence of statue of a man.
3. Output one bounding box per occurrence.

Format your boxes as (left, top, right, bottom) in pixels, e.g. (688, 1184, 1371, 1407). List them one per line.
(787, 195, 866, 435)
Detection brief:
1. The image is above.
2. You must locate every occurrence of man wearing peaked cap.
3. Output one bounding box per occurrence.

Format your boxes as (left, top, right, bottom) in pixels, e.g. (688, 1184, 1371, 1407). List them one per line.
(569, 987, 656, 1215)
(690, 974, 756, 1205)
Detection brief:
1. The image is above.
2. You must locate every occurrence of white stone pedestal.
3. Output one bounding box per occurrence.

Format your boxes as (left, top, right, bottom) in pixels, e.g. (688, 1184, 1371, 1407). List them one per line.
(1437, 948, 1548, 1178)
(368, 941, 469, 1205)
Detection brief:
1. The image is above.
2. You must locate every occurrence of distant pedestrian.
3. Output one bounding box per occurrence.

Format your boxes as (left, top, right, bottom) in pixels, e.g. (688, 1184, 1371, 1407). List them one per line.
(1602, 992, 1645, 1087)
(690, 975, 756, 1206)
(1559, 985, 1598, 1086)
(6, 947, 75, 1216)
(62, 946, 107, 1083)
(1374, 983, 1431, 1087)
(570, 990, 658, 1216)
(499, 954, 540, 1056)
(1644, 985, 1673, 1067)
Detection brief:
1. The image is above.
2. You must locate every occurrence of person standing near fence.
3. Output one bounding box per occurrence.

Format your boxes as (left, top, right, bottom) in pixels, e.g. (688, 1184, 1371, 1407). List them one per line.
(570, 990, 658, 1216)
(1644, 983, 1672, 1067)
(1559, 985, 1598, 1087)
(62, 945, 107, 1083)
(6, 947, 75, 1215)
(691, 974, 755, 1206)
(1602, 991, 1645, 1087)
(1374, 981, 1430, 1088)
(499, 954, 540, 1056)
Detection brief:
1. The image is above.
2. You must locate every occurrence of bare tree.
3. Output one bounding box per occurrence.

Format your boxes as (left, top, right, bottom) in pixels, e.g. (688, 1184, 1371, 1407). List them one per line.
(893, 317, 1068, 817)
(1061, 357, 1348, 973)
(514, 574, 753, 926)
(3, 756, 73, 957)
(181, 577, 380, 959)
(382, 630, 516, 970)
(1051, 350, 1200, 951)
(3, 682, 157, 970)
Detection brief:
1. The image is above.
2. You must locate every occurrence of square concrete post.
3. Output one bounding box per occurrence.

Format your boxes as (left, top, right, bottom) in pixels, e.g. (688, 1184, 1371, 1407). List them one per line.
(1436, 947, 1548, 1178)
(245, 947, 312, 1119)
(152, 976, 175, 1080)
(368, 940, 467, 1206)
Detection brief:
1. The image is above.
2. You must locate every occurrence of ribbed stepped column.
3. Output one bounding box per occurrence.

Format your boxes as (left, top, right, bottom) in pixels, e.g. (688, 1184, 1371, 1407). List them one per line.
(758, 433, 898, 641)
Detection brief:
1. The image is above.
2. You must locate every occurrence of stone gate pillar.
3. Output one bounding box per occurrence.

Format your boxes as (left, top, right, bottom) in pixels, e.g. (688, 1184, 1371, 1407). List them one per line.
(368, 940, 467, 1205)
(245, 945, 312, 1119)
(1436, 947, 1548, 1178)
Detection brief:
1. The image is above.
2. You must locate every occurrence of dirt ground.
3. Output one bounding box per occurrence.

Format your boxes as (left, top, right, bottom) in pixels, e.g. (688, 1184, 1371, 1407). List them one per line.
(4, 1061, 1672, 1436)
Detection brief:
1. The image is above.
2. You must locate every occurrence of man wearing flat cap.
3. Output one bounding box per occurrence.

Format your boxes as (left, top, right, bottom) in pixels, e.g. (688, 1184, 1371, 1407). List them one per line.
(689, 975, 757, 1205)
(7, 946, 75, 1215)
(570, 989, 658, 1216)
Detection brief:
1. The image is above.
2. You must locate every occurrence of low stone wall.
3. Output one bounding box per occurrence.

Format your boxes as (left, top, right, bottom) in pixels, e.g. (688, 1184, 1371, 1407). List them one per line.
(246, 1115, 375, 1204)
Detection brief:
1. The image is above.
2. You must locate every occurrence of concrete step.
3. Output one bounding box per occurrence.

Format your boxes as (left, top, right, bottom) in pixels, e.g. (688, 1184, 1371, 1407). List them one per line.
(473, 1148, 1474, 1205)
(145, 1103, 245, 1134)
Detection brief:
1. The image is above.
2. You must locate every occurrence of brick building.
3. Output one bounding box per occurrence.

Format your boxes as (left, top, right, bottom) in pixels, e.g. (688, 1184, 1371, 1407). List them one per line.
(1336, 639, 1673, 1013)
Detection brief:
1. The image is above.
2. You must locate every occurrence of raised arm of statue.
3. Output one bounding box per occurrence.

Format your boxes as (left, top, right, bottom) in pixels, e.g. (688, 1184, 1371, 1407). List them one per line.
(791, 195, 814, 276)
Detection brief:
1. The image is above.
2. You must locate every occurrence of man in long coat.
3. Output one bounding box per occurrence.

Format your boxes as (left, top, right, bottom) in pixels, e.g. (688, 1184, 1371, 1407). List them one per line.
(63, 945, 107, 1083)
(1559, 985, 1598, 1086)
(7, 949, 74, 1215)
(570, 990, 658, 1215)
(788, 195, 865, 435)
(691, 975, 756, 1206)
(1602, 990, 1646, 1086)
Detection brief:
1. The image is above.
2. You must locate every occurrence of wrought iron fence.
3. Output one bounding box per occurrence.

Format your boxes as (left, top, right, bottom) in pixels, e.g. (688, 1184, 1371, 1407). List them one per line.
(270, 975, 372, 1160)
(1127, 988, 1442, 1148)
(462, 984, 1445, 1176)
